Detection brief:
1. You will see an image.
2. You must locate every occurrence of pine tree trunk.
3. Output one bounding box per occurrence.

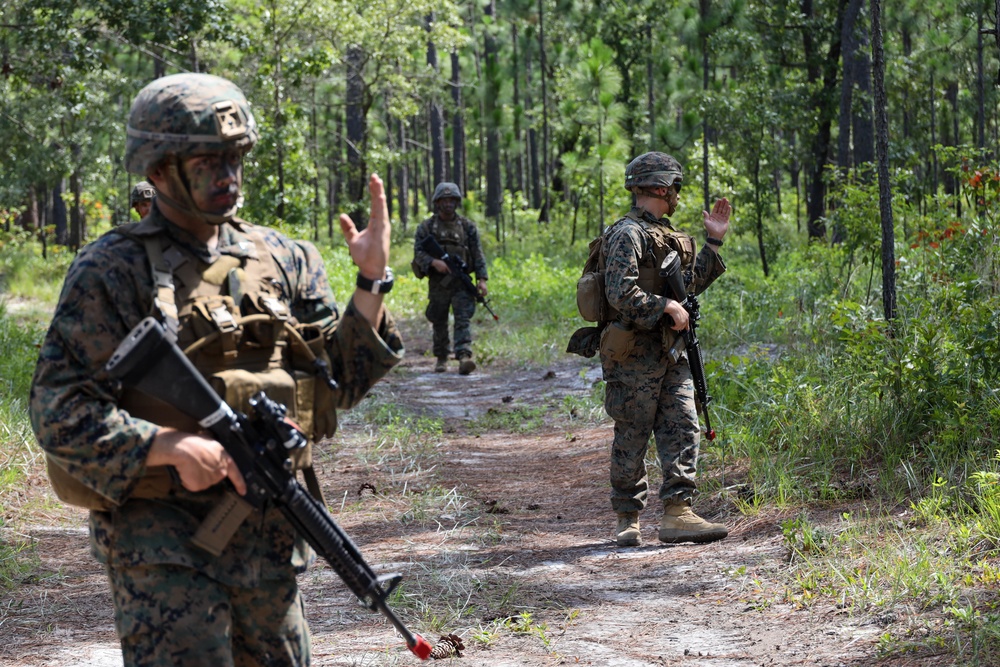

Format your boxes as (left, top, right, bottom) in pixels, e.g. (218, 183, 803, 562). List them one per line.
(525, 50, 541, 210)
(484, 0, 502, 220)
(512, 22, 524, 194)
(397, 117, 409, 232)
(646, 21, 655, 148)
(851, 3, 874, 168)
(427, 14, 446, 186)
(345, 46, 368, 227)
(538, 0, 550, 222)
(52, 179, 67, 245)
(700, 0, 711, 213)
(803, 0, 849, 239)
(450, 51, 466, 195)
(870, 0, 896, 322)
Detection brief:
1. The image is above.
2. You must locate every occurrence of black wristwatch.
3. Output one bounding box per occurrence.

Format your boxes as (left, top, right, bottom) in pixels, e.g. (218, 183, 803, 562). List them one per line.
(706, 236, 724, 247)
(356, 267, 394, 294)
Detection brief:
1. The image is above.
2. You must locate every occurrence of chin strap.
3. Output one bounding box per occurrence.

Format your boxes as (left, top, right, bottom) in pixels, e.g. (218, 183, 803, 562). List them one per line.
(155, 157, 239, 226)
(632, 186, 673, 203)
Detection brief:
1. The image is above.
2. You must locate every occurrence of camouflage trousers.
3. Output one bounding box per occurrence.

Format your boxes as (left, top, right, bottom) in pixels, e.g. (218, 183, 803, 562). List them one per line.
(604, 359, 700, 514)
(107, 562, 310, 667)
(426, 277, 476, 359)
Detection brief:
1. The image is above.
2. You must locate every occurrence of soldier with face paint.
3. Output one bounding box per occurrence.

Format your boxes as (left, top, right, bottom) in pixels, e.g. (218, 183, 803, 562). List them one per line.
(30, 73, 402, 666)
(412, 182, 489, 375)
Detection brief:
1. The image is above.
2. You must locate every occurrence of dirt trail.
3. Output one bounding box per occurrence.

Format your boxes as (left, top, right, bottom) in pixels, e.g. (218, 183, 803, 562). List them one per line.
(1, 320, 896, 666)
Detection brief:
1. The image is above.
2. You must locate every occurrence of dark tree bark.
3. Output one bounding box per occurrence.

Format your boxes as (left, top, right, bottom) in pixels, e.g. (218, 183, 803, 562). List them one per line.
(345, 46, 368, 227)
(450, 51, 466, 195)
(511, 21, 524, 194)
(752, 153, 770, 277)
(803, 0, 849, 239)
(977, 9, 986, 151)
(310, 85, 319, 241)
(837, 0, 862, 172)
(850, 5, 874, 168)
(426, 14, 446, 186)
(646, 21, 655, 148)
(70, 164, 82, 250)
(397, 117, 409, 232)
(870, 0, 895, 322)
(525, 47, 541, 209)
(52, 179, 67, 245)
(537, 0, 550, 222)
(700, 0, 711, 213)
(484, 0, 502, 220)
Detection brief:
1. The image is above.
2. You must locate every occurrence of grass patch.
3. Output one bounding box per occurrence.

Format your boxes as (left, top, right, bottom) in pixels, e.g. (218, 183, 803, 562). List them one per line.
(469, 405, 548, 435)
(0, 525, 40, 591)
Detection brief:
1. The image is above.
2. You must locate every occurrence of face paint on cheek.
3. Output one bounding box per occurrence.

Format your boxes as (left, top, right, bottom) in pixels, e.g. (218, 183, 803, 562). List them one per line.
(184, 156, 242, 213)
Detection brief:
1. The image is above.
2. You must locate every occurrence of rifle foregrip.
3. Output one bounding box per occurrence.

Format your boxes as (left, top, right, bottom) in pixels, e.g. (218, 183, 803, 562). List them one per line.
(281, 482, 382, 605)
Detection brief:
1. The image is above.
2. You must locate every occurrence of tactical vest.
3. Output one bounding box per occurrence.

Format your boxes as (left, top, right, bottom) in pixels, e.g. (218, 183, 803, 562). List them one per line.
(430, 217, 471, 270)
(577, 210, 696, 324)
(47, 219, 334, 518)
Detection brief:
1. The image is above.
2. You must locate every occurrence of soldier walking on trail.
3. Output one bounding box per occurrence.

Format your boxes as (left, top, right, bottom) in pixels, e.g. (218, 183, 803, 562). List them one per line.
(30, 73, 402, 666)
(130, 180, 156, 218)
(601, 152, 731, 547)
(412, 182, 489, 375)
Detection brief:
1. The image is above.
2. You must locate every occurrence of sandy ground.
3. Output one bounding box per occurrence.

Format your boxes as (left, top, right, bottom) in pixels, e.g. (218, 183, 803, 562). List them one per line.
(0, 320, 934, 667)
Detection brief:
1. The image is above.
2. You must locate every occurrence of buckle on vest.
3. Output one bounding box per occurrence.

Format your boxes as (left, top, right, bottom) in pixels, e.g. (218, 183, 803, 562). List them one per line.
(210, 305, 239, 333)
(259, 296, 289, 321)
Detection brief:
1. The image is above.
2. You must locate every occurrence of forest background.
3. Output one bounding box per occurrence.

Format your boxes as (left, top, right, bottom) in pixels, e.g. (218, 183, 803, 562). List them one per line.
(2, 0, 1000, 664)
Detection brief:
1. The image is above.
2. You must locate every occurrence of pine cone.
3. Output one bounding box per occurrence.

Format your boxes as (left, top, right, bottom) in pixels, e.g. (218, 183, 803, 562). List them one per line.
(429, 633, 465, 659)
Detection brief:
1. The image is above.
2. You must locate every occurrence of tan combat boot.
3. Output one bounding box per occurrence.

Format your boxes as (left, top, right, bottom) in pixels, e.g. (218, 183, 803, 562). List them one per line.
(434, 358, 448, 373)
(658, 500, 728, 544)
(615, 512, 641, 546)
(458, 355, 477, 375)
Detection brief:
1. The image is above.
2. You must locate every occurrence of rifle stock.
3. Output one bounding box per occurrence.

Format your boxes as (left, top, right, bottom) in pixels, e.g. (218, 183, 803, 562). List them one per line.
(659, 252, 716, 442)
(419, 235, 499, 321)
(105, 317, 433, 660)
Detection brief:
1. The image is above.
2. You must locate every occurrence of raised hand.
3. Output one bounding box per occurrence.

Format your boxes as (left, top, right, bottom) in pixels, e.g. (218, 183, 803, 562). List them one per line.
(702, 197, 731, 242)
(339, 173, 391, 281)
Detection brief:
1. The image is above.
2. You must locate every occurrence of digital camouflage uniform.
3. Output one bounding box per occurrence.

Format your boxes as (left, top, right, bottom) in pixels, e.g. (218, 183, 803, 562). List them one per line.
(601, 208, 725, 514)
(30, 73, 404, 667)
(412, 210, 488, 361)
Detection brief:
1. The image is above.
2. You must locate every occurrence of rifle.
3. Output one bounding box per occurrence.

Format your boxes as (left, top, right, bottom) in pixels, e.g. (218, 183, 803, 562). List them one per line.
(105, 317, 433, 660)
(659, 251, 716, 442)
(419, 235, 499, 321)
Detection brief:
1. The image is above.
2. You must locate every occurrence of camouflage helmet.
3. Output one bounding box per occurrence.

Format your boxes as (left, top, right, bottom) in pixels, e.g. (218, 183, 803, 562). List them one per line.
(432, 182, 463, 203)
(129, 181, 156, 206)
(125, 73, 258, 176)
(624, 152, 683, 192)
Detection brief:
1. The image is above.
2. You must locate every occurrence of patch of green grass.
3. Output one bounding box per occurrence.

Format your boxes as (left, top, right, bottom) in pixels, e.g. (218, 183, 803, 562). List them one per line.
(469, 405, 548, 435)
(0, 526, 39, 591)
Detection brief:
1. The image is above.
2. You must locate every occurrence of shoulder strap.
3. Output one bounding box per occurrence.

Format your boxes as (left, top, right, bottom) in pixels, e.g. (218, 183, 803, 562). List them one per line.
(110, 225, 179, 342)
(142, 235, 180, 343)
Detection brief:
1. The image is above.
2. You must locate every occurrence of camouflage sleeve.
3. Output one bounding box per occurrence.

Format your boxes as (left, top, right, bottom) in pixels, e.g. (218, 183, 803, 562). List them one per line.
(412, 219, 435, 275)
(324, 298, 404, 409)
(465, 221, 489, 280)
(29, 237, 160, 506)
(690, 244, 727, 296)
(603, 222, 668, 331)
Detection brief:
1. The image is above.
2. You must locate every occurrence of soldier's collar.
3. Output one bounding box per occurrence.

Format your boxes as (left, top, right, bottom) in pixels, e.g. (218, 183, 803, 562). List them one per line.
(629, 206, 676, 230)
(149, 208, 256, 264)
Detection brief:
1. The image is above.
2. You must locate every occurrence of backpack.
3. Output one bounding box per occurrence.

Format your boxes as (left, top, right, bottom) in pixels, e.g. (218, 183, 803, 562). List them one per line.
(575, 233, 612, 323)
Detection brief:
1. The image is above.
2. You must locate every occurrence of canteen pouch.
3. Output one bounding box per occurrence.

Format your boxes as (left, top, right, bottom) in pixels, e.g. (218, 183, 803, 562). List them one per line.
(600, 321, 636, 363)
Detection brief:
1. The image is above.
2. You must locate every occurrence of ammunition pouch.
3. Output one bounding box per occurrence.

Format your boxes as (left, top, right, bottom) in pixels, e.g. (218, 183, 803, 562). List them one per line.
(599, 321, 636, 363)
